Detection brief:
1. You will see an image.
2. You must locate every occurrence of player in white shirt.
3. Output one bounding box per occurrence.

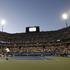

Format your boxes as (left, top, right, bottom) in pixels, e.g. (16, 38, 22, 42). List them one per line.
(5, 48, 10, 53)
(5, 47, 10, 60)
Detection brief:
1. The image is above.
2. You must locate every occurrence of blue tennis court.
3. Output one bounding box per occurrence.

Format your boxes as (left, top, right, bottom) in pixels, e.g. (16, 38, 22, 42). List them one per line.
(10, 56, 53, 60)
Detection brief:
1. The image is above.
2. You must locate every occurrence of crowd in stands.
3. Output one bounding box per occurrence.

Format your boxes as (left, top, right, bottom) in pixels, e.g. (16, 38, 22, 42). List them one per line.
(0, 45, 70, 56)
(0, 27, 70, 57)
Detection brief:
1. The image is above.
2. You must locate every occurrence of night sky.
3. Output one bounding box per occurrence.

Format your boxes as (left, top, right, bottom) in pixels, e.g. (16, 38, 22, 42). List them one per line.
(0, 0, 70, 33)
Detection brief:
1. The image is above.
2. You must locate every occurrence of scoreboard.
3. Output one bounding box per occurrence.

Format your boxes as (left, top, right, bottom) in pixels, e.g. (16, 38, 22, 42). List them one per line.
(26, 26, 40, 33)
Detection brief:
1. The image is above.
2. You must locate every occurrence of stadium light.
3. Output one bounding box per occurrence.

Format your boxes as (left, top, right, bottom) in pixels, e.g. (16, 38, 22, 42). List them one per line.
(0, 19, 6, 32)
(62, 13, 68, 27)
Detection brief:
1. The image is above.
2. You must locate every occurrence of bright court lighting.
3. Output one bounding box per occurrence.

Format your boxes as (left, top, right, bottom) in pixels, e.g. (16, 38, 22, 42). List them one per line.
(1, 19, 6, 26)
(62, 13, 68, 20)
